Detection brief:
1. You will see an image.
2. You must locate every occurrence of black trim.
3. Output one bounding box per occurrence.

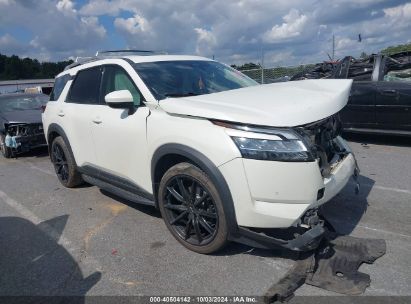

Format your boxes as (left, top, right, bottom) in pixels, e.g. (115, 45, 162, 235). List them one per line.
(235, 224, 325, 252)
(78, 164, 154, 202)
(82, 174, 155, 207)
(151, 143, 240, 238)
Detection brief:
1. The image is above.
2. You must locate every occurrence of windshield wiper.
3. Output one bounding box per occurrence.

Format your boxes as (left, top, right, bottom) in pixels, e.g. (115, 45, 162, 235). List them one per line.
(164, 92, 200, 98)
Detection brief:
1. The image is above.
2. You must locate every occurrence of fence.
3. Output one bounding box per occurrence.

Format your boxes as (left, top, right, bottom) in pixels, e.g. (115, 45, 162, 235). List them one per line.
(239, 63, 316, 84)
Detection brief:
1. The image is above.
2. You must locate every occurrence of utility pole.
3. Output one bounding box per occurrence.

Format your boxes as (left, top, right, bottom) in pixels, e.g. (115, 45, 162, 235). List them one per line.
(261, 47, 264, 84)
(332, 34, 335, 61)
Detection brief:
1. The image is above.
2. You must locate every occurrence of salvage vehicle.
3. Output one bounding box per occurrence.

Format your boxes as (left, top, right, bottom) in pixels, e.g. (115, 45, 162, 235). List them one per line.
(42, 50, 357, 254)
(292, 52, 411, 136)
(0, 93, 49, 158)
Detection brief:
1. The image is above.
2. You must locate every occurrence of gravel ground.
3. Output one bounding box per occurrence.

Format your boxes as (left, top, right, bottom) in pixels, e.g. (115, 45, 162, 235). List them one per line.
(0, 134, 410, 301)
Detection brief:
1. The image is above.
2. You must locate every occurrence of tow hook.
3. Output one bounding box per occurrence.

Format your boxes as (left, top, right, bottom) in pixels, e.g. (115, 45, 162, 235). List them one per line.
(264, 230, 386, 303)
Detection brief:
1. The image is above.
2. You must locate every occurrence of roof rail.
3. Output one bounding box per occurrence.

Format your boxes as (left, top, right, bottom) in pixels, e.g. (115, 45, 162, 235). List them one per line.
(96, 49, 167, 56)
(64, 49, 168, 71)
(64, 56, 100, 71)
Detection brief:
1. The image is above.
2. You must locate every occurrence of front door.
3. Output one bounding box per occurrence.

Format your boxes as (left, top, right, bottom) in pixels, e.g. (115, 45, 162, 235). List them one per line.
(91, 64, 152, 193)
(340, 81, 376, 129)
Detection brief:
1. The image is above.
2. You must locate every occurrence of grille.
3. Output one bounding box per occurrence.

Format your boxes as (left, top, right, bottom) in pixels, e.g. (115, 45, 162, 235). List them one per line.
(297, 113, 344, 177)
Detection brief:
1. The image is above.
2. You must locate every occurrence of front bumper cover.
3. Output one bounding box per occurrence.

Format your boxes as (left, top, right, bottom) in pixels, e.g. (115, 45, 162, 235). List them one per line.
(233, 223, 326, 252)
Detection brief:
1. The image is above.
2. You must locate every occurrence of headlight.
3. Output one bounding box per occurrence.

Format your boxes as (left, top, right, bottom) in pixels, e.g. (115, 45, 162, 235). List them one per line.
(212, 120, 314, 162)
(232, 137, 312, 161)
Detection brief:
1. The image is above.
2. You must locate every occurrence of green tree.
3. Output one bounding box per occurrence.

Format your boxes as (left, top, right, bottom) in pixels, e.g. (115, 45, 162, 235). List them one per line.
(381, 43, 411, 55)
(0, 53, 73, 80)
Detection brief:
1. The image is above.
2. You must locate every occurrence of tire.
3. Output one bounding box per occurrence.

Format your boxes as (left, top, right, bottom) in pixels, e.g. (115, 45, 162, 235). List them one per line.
(158, 162, 228, 254)
(0, 134, 12, 158)
(50, 136, 83, 188)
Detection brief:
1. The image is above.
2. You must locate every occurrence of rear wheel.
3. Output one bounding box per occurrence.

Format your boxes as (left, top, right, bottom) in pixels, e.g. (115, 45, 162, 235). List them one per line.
(0, 134, 12, 158)
(158, 162, 228, 254)
(51, 136, 83, 188)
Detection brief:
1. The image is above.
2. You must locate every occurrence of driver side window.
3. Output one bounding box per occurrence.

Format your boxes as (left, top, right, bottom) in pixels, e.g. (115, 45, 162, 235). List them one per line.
(101, 65, 143, 106)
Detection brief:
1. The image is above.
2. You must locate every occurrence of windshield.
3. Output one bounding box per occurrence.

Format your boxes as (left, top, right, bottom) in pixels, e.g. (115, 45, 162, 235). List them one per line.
(0, 94, 49, 113)
(133, 60, 258, 100)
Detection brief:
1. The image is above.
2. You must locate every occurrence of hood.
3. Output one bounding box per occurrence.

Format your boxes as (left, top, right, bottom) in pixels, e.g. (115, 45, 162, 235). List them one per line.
(160, 79, 353, 127)
(0, 109, 42, 125)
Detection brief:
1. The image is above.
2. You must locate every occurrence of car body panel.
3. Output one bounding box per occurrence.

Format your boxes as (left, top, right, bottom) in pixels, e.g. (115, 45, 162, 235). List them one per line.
(160, 79, 353, 127)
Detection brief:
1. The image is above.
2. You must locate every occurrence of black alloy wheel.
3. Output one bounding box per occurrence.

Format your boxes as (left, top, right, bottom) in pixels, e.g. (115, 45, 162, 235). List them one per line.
(163, 175, 218, 245)
(52, 143, 69, 183)
(158, 162, 228, 254)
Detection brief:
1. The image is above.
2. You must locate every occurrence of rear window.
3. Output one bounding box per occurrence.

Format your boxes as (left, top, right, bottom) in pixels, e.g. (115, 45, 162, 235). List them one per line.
(66, 67, 102, 104)
(50, 74, 71, 101)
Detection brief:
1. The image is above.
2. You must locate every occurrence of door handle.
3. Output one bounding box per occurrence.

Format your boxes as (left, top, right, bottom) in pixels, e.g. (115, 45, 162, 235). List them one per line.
(58, 111, 65, 117)
(382, 89, 397, 95)
(92, 118, 102, 124)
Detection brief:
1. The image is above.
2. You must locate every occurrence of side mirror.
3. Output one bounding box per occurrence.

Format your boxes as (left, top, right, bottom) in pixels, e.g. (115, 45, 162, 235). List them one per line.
(105, 90, 135, 113)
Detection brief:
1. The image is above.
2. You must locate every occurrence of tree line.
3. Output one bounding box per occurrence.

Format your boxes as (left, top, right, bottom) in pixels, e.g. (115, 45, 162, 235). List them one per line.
(0, 53, 73, 80)
(1, 42, 410, 80)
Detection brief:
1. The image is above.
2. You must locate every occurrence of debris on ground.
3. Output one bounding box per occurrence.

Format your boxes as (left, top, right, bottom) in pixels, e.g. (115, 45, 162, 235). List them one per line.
(264, 232, 386, 303)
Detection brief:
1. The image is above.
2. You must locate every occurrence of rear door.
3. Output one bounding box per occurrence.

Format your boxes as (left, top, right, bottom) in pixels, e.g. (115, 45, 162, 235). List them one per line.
(62, 66, 102, 167)
(375, 59, 411, 130)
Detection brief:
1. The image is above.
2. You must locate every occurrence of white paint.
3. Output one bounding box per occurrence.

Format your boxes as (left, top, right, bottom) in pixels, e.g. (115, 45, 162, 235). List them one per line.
(161, 79, 353, 127)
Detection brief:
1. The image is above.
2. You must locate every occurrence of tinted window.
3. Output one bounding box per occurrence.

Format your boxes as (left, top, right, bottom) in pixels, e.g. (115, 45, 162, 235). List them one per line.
(133, 61, 258, 100)
(101, 66, 142, 106)
(67, 67, 102, 104)
(50, 74, 71, 101)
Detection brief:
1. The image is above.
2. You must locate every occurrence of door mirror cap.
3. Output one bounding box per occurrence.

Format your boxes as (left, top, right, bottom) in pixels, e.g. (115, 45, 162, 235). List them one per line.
(105, 90, 134, 109)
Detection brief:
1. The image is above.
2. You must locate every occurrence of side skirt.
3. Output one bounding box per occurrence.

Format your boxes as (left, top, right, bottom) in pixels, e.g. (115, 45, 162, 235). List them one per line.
(82, 174, 155, 207)
(78, 165, 155, 207)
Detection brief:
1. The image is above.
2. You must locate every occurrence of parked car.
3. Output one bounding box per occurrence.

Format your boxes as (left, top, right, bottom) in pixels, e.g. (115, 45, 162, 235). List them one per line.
(42, 51, 356, 254)
(292, 52, 411, 136)
(0, 93, 49, 158)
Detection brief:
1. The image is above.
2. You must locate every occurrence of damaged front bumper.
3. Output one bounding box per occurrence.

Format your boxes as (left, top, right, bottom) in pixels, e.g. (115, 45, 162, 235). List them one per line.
(4, 123, 47, 154)
(232, 209, 327, 252)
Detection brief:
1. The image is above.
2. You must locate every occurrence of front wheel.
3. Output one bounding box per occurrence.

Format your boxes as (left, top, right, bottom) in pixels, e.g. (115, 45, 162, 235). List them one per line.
(158, 162, 228, 254)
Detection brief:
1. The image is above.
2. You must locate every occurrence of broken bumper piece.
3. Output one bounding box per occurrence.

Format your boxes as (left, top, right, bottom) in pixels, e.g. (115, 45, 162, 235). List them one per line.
(264, 233, 387, 303)
(234, 223, 326, 252)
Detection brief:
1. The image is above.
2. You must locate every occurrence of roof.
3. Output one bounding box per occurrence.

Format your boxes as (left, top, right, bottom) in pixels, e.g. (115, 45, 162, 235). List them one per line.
(124, 54, 211, 63)
(60, 54, 212, 77)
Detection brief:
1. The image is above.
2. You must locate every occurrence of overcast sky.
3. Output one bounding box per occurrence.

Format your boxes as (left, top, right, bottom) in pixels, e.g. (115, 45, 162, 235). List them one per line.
(0, 0, 410, 66)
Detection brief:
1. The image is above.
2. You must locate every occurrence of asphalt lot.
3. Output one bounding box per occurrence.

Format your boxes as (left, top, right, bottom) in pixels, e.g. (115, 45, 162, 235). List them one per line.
(0, 134, 410, 299)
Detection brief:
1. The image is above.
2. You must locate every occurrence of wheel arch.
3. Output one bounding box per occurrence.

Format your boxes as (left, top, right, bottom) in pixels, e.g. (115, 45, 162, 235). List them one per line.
(47, 123, 77, 165)
(151, 143, 239, 237)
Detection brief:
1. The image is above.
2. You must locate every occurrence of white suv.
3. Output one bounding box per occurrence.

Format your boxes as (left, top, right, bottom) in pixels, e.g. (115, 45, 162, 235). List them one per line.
(42, 51, 357, 254)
